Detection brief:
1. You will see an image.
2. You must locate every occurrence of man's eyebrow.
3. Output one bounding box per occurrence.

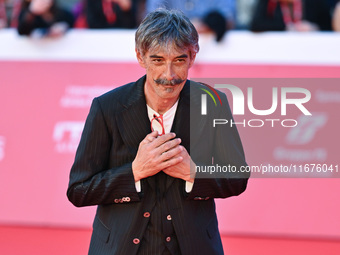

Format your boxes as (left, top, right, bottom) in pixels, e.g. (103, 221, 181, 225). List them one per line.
(149, 54, 188, 59)
(150, 55, 163, 58)
(176, 54, 188, 58)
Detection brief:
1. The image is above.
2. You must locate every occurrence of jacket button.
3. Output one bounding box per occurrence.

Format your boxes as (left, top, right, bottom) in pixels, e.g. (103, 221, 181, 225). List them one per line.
(143, 212, 150, 218)
(133, 238, 140, 244)
(167, 215, 172, 221)
(166, 236, 171, 242)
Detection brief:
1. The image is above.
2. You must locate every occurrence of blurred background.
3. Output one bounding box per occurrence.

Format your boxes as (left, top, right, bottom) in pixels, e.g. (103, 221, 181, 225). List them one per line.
(1, 0, 340, 254)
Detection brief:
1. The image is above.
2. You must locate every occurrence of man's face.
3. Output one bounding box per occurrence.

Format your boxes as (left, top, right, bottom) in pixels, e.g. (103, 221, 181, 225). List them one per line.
(136, 45, 196, 102)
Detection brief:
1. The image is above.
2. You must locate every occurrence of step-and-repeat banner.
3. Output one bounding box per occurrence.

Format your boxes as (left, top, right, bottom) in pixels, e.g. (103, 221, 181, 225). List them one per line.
(0, 30, 340, 238)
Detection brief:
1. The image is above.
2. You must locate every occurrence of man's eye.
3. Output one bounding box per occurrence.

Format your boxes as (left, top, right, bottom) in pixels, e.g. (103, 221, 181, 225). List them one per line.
(174, 59, 186, 64)
(153, 59, 162, 63)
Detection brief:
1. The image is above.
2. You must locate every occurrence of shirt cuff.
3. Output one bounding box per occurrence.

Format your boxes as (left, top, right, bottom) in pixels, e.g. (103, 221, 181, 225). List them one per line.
(135, 180, 141, 192)
(185, 181, 194, 193)
(137, 180, 192, 193)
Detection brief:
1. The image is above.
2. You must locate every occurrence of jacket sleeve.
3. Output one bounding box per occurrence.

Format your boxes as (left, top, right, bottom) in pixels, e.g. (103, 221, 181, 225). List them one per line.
(187, 91, 249, 200)
(67, 98, 140, 207)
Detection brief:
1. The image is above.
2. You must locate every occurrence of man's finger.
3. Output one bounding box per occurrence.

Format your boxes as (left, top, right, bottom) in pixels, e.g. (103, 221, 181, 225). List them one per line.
(140, 131, 159, 145)
(158, 139, 182, 156)
(145, 131, 159, 142)
(159, 145, 183, 162)
(158, 155, 183, 170)
(152, 132, 176, 148)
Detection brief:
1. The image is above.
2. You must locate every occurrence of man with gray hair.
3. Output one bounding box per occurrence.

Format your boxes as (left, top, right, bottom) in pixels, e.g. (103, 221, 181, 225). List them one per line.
(67, 8, 248, 255)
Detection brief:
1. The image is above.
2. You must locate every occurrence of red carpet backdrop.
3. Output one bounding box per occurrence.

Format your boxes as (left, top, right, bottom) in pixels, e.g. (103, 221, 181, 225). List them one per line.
(0, 30, 340, 241)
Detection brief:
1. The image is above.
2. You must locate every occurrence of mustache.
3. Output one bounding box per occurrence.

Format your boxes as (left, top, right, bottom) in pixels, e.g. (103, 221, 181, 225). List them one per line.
(154, 78, 185, 85)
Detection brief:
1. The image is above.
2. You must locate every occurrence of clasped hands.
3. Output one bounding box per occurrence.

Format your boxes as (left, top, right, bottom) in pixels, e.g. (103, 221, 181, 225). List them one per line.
(132, 131, 195, 183)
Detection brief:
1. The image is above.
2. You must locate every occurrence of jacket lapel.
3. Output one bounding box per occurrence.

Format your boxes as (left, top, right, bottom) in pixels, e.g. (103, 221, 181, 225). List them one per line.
(116, 76, 157, 190)
(116, 76, 150, 152)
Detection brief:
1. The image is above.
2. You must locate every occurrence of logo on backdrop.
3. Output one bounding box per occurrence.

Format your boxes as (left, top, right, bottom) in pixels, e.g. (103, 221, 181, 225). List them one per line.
(285, 113, 328, 145)
(60, 85, 111, 108)
(53, 122, 84, 153)
(273, 113, 328, 163)
(0, 136, 5, 162)
(199, 83, 223, 115)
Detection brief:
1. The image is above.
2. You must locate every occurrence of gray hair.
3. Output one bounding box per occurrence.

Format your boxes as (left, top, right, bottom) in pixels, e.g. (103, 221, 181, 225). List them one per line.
(135, 8, 199, 57)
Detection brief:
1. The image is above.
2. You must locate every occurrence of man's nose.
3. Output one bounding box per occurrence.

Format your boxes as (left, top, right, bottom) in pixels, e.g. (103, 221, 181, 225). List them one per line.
(164, 63, 175, 80)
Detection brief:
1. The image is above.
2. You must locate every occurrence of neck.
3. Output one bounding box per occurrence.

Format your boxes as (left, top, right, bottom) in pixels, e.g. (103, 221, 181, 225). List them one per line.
(146, 96, 178, 115)
(144, 83, 179, 115)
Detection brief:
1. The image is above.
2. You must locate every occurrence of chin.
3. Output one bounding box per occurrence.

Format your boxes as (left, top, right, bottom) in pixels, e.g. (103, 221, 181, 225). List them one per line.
(164, 87, 175, 93)
(158, 88, 179, 99)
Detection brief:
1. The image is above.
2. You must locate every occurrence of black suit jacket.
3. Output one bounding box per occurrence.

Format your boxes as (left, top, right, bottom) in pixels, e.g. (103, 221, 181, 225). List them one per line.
(67, 76, 249, 255)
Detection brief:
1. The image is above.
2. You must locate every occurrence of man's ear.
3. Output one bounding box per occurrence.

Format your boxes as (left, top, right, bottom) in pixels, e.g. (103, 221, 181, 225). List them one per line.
(136, 49, 146, 68)
(189, 52, 196, 68)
